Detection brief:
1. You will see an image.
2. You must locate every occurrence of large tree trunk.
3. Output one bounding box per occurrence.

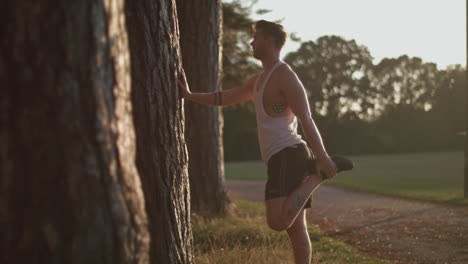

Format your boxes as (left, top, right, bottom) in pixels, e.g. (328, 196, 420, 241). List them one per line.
(176, 0, 231, 216)
(1, 1, 149, 263)
(125, 0, 193, 263)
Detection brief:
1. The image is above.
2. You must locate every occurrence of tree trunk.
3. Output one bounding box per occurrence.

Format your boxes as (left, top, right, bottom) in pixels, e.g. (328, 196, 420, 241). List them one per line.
(125, 0, 193, 263)
(1, 1, 149, 263)
(176, 0, 232, 216)
(465, 1, 468, 198)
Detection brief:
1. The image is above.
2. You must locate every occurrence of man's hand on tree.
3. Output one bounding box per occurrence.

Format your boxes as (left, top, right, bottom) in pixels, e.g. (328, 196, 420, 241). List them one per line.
(178, 69, 191, 99)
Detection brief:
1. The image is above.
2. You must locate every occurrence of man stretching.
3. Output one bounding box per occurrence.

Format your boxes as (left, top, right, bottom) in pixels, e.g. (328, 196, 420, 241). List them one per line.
(179, 20, 344, 264)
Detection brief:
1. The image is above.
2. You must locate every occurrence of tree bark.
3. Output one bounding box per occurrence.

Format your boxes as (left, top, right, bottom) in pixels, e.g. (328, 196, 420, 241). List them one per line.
(1, 1, 149, 264)
(465, 1, 468, 198)
(176, 0, 231, 216)
(125, 0, 193, 263)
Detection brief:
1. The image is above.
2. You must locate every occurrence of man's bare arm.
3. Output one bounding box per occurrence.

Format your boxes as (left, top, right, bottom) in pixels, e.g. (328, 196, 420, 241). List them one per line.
(279, 66, 337, 178)
(178, 70, 256, 106)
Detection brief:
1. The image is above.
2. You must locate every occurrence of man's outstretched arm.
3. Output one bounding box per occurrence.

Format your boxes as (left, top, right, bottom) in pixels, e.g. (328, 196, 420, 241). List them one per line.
(178, 69, 256, 106)
(279, 66, 337, 178)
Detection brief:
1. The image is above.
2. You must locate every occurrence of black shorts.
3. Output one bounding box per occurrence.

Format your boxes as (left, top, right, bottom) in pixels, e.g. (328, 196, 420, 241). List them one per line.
(265, 143, 314, 208)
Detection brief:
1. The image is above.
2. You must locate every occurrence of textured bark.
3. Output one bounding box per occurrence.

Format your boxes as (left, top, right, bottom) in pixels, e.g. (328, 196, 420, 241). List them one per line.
(125, 0, 193, 263)
(176, 0, 231, 216)
(0, 1, 149, 264)
(465, 2, 468, 198)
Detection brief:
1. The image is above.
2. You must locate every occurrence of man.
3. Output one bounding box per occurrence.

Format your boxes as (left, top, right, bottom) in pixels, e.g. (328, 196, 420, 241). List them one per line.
(179, 20, 340, 264)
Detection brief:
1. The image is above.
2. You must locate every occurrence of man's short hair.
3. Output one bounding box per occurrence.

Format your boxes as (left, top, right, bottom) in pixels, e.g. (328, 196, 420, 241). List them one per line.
(252, 20, 288, 49)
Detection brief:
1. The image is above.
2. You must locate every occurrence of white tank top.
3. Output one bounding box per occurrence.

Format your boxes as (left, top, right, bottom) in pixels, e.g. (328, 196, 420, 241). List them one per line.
(252, 61, 305, 162)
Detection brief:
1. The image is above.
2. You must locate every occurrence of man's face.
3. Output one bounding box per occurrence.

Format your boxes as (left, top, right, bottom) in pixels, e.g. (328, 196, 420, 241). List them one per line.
(250, 29, 270, 60)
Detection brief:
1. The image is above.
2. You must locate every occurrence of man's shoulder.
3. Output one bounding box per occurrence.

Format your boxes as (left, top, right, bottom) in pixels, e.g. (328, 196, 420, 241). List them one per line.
(276, 63, 298, 82)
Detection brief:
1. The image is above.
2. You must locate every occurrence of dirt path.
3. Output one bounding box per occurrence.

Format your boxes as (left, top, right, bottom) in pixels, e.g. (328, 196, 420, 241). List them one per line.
(227, 180, 468, 264)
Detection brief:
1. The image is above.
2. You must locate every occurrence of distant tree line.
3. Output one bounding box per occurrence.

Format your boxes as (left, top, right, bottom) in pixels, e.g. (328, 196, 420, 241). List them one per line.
(222, 1, 465, 161)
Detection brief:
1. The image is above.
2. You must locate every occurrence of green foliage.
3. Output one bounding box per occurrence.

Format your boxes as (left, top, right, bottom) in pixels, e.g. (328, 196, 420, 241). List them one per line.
(284, 36, 375, 123)
(222, 0, 263, 160)
(372, 55, 439, 115)
(431, 65, 466, 135)
(223, 105, 260, 160)
(222, 0, 261, 91)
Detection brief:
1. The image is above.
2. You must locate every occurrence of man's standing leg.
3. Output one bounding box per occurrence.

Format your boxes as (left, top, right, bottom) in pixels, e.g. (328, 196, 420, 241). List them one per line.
(286, 210, 311, 264)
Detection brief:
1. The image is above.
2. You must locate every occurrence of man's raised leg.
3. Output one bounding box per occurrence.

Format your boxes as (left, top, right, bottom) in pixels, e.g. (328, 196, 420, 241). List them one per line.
(265, 172, 323, 231)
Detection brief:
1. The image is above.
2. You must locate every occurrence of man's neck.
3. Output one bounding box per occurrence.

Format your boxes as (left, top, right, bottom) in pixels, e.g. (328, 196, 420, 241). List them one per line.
(260, 53, 281, 72)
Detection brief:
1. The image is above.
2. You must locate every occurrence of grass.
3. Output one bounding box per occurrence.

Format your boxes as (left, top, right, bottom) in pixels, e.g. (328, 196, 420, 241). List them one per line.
(225, 151, 468, 206)
(225, 160, 267, 180)
(192, 199, 391, 264)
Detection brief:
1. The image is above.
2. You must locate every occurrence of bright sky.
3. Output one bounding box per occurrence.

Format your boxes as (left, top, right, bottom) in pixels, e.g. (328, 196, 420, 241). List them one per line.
(228, 0, 466, 69)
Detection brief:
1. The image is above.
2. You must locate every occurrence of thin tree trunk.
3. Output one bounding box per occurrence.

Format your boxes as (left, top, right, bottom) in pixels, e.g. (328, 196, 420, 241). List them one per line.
(125, 0, 193, 263)
(465, 1, 468, 198)
(176, 0, 231, 217)
(1, 1, 149, 263)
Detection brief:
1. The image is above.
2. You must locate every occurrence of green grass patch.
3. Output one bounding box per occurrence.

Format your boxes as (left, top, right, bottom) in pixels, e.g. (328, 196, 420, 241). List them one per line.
(192, 199, 390, 264)
(225, 151, 468, 206)
(328, 151, 467, 206)
(225, 161, 267, 180)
